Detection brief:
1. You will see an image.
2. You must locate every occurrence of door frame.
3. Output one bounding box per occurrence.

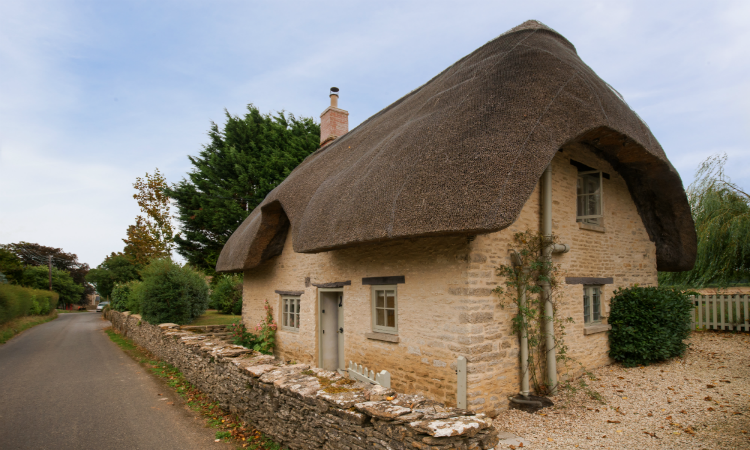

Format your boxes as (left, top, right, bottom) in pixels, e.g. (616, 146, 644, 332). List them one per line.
(317, 288, 345, 371)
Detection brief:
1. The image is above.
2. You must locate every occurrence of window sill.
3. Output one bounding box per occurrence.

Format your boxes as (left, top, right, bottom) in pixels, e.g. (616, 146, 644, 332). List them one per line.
(280, 328, 300, 334)
(365, 332, 400, 343)
(578, 222, 606, 233)
(584, 323, 611, 335)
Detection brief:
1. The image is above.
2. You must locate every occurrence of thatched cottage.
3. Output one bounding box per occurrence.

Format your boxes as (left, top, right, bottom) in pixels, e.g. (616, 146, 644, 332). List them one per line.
(216, 20, 696, 414)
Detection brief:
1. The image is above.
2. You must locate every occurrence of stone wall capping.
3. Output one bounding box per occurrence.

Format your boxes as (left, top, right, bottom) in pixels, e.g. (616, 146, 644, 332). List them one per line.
(105, 310, 499, 449)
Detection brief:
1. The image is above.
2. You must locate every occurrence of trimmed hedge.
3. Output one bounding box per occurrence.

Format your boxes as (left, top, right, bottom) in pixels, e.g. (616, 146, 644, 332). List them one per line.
(608, 286, 694, 367)
(0, 284, 59, 324)
(111, 280, 145, 314)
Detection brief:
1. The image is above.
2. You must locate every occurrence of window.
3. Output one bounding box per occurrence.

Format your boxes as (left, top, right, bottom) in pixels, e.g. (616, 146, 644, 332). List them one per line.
(583, 286, 602, 324)
(371, 286, 398, 334)
(577, 170, 603, 225)
(281, 296, 300, 331)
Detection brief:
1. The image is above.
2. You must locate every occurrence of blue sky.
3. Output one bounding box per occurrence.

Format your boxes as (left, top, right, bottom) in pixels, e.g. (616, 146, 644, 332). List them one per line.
(1, 0, 748, 268)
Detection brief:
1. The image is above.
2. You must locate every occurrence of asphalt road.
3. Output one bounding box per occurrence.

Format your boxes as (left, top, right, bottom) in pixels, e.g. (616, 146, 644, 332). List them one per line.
(0, 312, 227, 450)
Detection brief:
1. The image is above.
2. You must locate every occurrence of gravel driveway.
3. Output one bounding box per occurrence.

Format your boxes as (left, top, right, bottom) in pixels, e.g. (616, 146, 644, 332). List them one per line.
(493, 331, 750, 449)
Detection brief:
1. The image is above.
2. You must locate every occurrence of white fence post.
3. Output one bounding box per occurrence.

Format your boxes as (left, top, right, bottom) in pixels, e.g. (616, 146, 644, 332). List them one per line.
(457, 356, 467, 409)
(347, 360, 391, 389)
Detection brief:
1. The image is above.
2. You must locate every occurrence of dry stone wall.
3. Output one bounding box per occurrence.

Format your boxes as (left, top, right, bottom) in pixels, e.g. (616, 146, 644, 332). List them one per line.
(106, 310, 499, 450)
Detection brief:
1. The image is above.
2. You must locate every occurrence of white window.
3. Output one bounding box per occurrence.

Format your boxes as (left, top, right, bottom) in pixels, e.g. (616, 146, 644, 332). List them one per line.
(371, 286, 398, 334)
(583, 286, 602, 324)
(281, 296, 300, 332)
(577, 171, 603, 225)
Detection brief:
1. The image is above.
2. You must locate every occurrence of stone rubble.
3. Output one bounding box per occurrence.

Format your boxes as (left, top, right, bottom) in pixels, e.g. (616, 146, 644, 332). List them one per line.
(108, 311, 499, 450)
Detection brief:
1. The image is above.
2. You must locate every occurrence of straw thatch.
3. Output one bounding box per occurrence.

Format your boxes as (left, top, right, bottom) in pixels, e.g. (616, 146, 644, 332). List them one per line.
(217, 20, 696, 273)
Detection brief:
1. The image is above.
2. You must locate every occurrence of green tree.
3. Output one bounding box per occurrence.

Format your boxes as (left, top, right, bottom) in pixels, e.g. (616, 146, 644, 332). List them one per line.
(660, 154, 750, 287)
(123, 169, 175, 265)
(165, 105, 320, 274)
(139, 258, 209, 325)
(85, 253, 142, 299)
(0, 248, 24, 284)
(2, 242, 93, 302)
(19, 266, 84, 307)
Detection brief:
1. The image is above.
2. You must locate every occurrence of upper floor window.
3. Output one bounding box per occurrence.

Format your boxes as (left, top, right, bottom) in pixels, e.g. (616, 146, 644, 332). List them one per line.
(281, 296, 300, 332)
(583, 286, 602, 324)
(577, 170, 603, 225)
(372, 286, 398, 334)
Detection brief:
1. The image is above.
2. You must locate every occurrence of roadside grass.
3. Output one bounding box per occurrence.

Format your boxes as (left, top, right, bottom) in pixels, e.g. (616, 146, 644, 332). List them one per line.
(58, 310, 90, 313)
(0, 311, 59, 344)
(104, 327, 283, 449)
(191, 310, 241, 326)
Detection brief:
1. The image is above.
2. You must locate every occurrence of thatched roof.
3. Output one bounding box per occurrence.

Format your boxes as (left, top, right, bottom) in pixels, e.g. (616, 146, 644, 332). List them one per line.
(217, 20, 696, 273)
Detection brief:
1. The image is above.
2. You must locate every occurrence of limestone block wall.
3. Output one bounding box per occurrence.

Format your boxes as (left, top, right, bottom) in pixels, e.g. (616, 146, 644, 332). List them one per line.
(243, 236, 475, 407)
(106, 310, 498, 450)
(463, 145, 658, 413)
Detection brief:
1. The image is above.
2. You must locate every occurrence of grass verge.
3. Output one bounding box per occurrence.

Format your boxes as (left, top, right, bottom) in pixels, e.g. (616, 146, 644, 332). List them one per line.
(191, 310, 241, 326)
(0, 311, 59, 344)
(104, 327, 284, 449)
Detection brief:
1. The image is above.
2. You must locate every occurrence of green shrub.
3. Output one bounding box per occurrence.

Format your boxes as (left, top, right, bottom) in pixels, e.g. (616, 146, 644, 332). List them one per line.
(110, 283, 130, 312)
(227, 300, 276, 354)
(608, 286, 695, 367)
(210, 274, 243, 315)
(110, 280, 144, 313)
(0, 285, 59, 324)
(139, 259, 209, 325)
(19, 266, 83, 307)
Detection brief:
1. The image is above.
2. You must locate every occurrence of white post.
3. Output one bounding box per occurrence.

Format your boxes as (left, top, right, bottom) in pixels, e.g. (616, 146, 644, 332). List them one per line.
(457, 356, 467, 409)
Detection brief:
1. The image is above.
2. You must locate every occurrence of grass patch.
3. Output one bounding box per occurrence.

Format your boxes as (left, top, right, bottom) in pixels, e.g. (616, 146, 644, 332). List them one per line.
(104, 327, 285, 449)
(190, 310, 241, 326)
(0, 311, 58, 344)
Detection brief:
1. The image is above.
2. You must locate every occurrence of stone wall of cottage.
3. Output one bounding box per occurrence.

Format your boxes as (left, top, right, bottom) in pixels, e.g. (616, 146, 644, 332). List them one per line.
(105, 310, 498, 450)
(243, 235, 475, 408)
(242, 144, 659, 416)
(463, 145, 659, 414)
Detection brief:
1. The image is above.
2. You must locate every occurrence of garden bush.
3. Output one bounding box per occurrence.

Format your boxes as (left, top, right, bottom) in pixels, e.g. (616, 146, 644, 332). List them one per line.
(111, 280, 145, 313)
(210, 274, 243, 315)
(608, 286, 695, 367)
(0, 284, 59, 324)
(19, 266, 83, 307)
(139, 259, 209, 325)
(228, 300, 276, 354)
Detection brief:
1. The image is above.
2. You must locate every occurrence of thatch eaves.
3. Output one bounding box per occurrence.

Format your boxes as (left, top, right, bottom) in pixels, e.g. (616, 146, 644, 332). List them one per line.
(217, 20, 696, 273)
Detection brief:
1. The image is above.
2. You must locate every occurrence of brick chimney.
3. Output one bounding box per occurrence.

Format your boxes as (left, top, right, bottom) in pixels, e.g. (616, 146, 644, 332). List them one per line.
(320, 87, 349, 147)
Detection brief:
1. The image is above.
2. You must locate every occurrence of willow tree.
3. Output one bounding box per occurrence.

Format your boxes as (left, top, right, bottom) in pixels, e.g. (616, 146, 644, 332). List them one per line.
(660, 154, 750, 287)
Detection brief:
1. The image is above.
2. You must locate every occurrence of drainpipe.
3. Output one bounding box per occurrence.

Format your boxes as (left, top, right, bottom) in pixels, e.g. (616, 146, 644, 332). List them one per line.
(541, 163, 569, 396)
(518, 271, 531, 397)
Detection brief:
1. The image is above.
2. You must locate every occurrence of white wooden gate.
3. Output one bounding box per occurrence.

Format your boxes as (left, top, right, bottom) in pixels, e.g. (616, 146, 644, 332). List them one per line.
(692, 294, 749, 331)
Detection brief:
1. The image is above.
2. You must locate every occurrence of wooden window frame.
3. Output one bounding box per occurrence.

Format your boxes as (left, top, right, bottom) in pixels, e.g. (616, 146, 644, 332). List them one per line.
(577, 170, 604, 225)
(280, 295, 301, 332)
(583, 285, 602, 325)
(371, 285, 398, 335)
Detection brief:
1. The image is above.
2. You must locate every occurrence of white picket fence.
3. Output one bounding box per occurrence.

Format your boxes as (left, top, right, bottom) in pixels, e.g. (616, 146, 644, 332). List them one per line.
(347, 361, 391, 389)
(692, 294, 750, 331)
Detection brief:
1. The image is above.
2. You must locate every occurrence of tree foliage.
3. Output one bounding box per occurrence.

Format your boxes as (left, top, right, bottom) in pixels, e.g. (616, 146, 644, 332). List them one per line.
(1, 242, 93, 302)
(165, 105, 320, 274)
(123, 169, 175, 266)
(86, 252, 142, 300)
(0, 248, 24, 284)
(19, 266, 84, 307)
(210, 274, 243, 315)
(139, 258, 209, 325)
(660, 154, 750, 287)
